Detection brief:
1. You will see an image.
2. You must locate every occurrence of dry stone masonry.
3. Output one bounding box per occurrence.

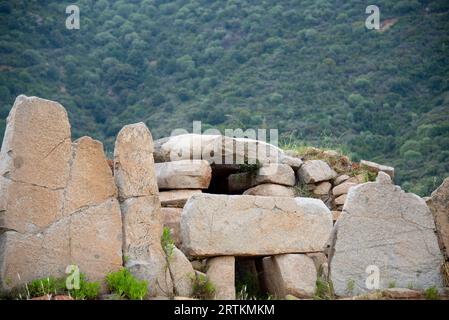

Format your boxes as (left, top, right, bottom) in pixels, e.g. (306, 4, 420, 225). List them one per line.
(0, 94, 447, 300)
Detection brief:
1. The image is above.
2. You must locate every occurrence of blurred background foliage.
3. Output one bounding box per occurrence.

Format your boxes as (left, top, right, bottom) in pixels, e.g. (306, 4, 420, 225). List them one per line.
(0, 0, 448, 195)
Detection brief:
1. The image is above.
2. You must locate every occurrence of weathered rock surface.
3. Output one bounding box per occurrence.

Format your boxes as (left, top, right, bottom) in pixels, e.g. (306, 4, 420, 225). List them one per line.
(256, 164, 296, 186)
(228, 164, 295, 193)
(427, 177, 449, 259)
(0, 96, 123, 291)
(298, 160, 337, 184)
(280, 155, 303, 170)
(155, 160, 212, 190)
(113, 122, 158, 200)
(313, 182, 332, 195)
(181, 194, 333, 256)
(160, 189, 202, 208)
(120, 196, 162, 262)
(154, 133, 294, 168)
(330, 174, 443, 296)
(66, 198, 123, 283)
(0, 96, 71, 234)
(206, 256, 236, 300)
(169, 248, 195, 297)
(334, 174, 350, 186)
(0, 95, 71, 191)
(383, 288, 422, 299)
(162, 207, 183, 248)
(64, 137, 118, 214)
(332, 182, 357, 197)
(334, 194, 347, 206)
(360, 159, 394, 178)
(243, 184, 295, 197)
(114, 123, 169, 297)
(262, 254, 316, 298)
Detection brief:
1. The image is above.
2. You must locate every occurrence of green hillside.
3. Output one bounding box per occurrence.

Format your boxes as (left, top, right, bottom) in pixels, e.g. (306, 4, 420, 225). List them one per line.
(0, 0, 448, 195)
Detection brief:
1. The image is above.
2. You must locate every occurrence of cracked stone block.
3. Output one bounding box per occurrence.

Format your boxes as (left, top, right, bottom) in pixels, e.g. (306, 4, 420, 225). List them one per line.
(114, 122, 158, 200)
(262, 254, 316, 298)
(228, 163, 296, 193)
(0, 96, 122, 291)
(181, 194, 333, 257)
(114, 123, 171, 297)
(298, 160, 337, 184)
(206, 256, 235, 300)
(155, 160, 212, 190)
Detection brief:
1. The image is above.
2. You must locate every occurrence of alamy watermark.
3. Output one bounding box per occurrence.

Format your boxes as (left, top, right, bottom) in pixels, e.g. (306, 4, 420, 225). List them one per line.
(65, 264, 80, 290)
(65, 5, 80, 30)
(365, 5, 380, 30)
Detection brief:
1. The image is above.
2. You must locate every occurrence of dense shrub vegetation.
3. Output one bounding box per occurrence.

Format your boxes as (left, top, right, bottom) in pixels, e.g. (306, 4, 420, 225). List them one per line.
(0, 0, 448, 195)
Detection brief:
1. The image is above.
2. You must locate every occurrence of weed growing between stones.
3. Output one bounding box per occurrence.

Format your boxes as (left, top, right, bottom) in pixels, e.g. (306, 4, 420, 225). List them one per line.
(424, 286, 440, 300)
(15, 274, 100, 300)
(235, 270, 261, 300)
(314, 278, 334, 300)
(238, 159, 262, 173)
(161, 227, 175, 258)
(106, 268, 148, 300)
(191, 272, 215, 300)
(24, 277, 63, 299)
(293, 182, 313, 198)
(236, 285, 273, 300)
(160, 226, 177, 299)
(345, 279, 355, 296)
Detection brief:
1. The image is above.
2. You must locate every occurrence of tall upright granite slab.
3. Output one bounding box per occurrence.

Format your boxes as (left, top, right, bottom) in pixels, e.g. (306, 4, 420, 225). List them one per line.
(114, 123, 194, 297)
(0, 96, 122, 291)
(329, 172, 443, 296)
(114, 123, 171, 297)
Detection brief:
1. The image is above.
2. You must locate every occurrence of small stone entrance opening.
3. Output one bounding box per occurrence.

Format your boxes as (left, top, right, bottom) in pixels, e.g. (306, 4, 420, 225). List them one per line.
(206, 164, 240, 195)
(235, 257, 270, 299)
(206, 163, 261, 195)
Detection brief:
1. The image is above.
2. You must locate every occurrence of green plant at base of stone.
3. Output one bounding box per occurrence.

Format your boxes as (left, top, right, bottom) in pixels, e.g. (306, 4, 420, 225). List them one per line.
(68, 274, 100, 300)
(160, 226, 177, 298)
(25, 277, 65, 299)
(238, 159, 261, 173)
(424, 286, 440, 300)
(236, 270, 260, 299)
(191, 273, 215, 300)
(161, 226, 175, 258)
(236, 285, 273, 300)
(314, 277, 334, 300)
(20, 273, 100, 300)
(294, 182, 313, 198)
(345, 279, 355, 296)
(106, 268, 148, 300)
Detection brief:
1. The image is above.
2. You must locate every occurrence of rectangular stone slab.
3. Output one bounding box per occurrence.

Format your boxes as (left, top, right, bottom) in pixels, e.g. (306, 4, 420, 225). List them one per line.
(181, 194, 333, 257)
